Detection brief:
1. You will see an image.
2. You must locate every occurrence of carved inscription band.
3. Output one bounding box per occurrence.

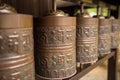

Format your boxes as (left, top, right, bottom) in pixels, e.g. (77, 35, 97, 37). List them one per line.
(35, 17, 76, 79)
(77, 17, 98, 64)
(0, 14, 35, 80)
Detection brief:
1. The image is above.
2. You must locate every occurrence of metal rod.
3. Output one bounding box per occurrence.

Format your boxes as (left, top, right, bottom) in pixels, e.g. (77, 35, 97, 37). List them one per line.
(97, 5, 99, 17)
(108, 8, 111, 17)
(80, 3, 85, 14)
(100, 7, 103, 16)
(52, 0, 56, 12)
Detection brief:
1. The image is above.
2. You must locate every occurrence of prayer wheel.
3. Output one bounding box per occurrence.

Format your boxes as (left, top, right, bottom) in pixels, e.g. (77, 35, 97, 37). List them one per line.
(0, 14, 35, 80)
(35, 0, 76, 79)
(98, 19, 112, 55)
(35, 16, 76, 79)
(76, 17, 98, 64)
(111, 19, 119, 49)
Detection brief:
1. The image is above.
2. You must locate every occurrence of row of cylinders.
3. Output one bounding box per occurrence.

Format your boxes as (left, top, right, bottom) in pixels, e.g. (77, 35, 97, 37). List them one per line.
(0, 13, 119, 80)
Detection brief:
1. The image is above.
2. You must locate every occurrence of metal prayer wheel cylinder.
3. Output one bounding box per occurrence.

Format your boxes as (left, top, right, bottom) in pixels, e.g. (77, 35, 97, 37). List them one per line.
(111, 19, 119, 49)
(35, 16, 76, 79)
(0, 14, 35, 80)
(98, 19, 112, 55)
(76, 17, 98, 64)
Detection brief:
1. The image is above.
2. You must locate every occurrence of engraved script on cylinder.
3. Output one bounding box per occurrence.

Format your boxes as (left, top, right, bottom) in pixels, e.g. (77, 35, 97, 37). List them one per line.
(35, 17, 76, 79)
(0, 14, 35, 80)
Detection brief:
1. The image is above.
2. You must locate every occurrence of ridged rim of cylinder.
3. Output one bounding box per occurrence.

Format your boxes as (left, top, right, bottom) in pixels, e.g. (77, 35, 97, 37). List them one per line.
(112, 19, 119, 24)
(39, 16, 76, 26)
(99, 18, 112, 25)
(77, 17, 98, 25)
(0, 13, 33, 28)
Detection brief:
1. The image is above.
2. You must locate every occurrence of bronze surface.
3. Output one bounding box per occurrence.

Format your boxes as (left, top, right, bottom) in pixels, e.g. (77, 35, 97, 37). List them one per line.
(0, 14, 33, 28)
(98, 19, 112, 55)
(76, 17, 98, 64)
(35, 16, 76, 79)
(111, 19, 119, 49)
(0, 14, 35, 80)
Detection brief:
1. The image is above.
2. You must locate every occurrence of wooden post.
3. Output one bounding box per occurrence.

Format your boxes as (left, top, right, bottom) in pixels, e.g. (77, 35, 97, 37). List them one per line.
(108, 49, 118, 80)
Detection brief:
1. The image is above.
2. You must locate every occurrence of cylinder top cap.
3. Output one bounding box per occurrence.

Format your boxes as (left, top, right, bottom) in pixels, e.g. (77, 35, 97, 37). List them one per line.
(0, 13, 33, 29)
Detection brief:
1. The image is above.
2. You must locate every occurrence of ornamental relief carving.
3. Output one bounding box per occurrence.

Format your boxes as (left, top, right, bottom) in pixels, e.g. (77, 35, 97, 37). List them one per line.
(36, 26, 75, 45)
(0, 28, 33, 55)
(77, 26, 97, 38)
(77, 43, 97, 62)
